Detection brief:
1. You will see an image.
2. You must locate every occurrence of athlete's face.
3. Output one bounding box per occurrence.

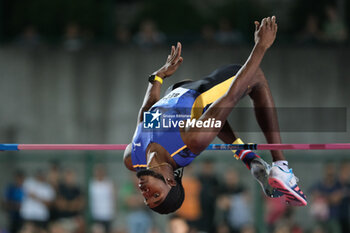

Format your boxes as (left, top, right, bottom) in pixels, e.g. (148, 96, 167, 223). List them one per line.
(137, 170, 171, 208)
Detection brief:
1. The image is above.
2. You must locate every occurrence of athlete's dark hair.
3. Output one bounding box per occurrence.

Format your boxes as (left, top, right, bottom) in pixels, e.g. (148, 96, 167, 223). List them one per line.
(150, 168, 185, 215)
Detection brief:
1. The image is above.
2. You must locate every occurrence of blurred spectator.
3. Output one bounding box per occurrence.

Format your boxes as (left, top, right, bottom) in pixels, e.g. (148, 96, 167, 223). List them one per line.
(310, 163, 342, 233)
(322, 5, 348, 43)
(199, 24, 216, 46)
(63, 22, 84, 51)
(89, 164, 116, 233)
(19, 222, 38, 233)
(119, 175, 153, 233)
(176, 166, 201, 232)
(49, 221, 67, 233)
(296, 14, 322, 45)
(115, 25, 132, 46)
(48, 161, 61, 223)
(196, 159, 219, 233)
(91, 223, 106, 233)
(81, 28, 95, 46)
(227, 191, 252, 232)
(274, 208, 303, 233)
(133, 19, 166, 49)
(20, 170, 55, 231)
(240, 225, 255, 233)
(273, 221, 291, 233)
(217, 169, 251, 233)
(215, 18, 244, 45)
(47, 161, 61, 192)
(15, 25, 42, 48)
(272, 216, 303, 233)
(216, 224, 230, 233)
(168, 215, 190, 233)
(3, 170, 25, 233)
(53, 169, 85, 233)
(311, 225, 326, 233)
(265, 198, 287, 230)
(338, 162, 350, 233)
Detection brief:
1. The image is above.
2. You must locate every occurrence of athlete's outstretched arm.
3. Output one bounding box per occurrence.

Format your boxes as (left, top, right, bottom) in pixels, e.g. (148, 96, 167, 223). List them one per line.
(124, 43, 184, 170)
(137, 42, 183, 124)
(183, 16, 278, 154)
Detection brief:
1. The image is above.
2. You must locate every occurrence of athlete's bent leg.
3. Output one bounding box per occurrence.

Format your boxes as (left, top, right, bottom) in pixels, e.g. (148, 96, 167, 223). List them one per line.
(249, 68, 285, 162)
(249, 71, 307, 206)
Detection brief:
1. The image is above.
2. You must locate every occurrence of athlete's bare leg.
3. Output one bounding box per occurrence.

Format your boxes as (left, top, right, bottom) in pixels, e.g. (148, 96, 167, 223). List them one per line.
(249, 68, 284, 161)
(217, 121, 238, 144)
(215, 68, 285, 162)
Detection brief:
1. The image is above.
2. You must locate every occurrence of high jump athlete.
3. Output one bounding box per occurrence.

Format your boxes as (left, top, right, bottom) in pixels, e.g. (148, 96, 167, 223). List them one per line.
(123, 16, 307, 214)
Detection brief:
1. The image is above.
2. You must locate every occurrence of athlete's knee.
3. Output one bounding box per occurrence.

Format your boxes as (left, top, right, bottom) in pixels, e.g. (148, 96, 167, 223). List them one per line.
(186, 136, 201, 149)
(222, 90, 240, 106)
(255, 67, 267, 82)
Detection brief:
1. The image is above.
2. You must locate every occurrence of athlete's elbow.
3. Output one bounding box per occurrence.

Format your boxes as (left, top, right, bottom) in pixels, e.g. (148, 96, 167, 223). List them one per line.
(185, 135, 206, 154)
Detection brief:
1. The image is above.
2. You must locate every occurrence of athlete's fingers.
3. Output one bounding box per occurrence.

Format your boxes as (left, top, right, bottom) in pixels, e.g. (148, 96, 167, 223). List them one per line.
(169, 45, 178, 63)
(272, 16, 276, 25)
(173, 43, 179, 59)
(172, 42, 181, 63)
(254, 21, 260, 31)
(176, 42, 182, 58)
(271, 16, 277, 33)
(176, 57, 183, 65)
(261, 18, 267, 28)
(266, 17, 271, 29)
(171, 45, 175, 58)
(270, 17, 275, 30)
(274, 23, 278, 36)
(171, 45, 175, 57)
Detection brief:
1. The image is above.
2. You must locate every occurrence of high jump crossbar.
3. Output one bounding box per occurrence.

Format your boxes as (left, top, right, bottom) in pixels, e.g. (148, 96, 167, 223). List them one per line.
(1, 143, 350, 151)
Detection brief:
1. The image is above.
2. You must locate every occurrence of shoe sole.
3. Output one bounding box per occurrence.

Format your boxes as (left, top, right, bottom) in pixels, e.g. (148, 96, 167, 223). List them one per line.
(269, 177, 307, 206)
(251, 160, 282, 198)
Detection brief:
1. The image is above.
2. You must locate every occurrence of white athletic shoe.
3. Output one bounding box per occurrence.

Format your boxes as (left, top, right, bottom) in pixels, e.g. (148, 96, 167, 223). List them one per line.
(250, 158, 283, 198)
(268, 165, 307, 206)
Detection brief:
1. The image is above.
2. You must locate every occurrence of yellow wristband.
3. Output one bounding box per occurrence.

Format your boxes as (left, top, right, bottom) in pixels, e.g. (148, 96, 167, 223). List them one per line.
(232, 138, 244, 159)
(154, 75, 163, 84)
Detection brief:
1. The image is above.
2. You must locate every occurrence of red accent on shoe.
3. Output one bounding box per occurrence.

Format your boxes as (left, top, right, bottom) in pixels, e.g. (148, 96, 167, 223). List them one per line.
(268, 178, 307, 206)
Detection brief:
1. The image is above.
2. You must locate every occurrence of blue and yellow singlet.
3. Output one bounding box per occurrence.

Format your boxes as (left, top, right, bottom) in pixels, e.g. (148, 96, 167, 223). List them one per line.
(131, 64, 242, 170)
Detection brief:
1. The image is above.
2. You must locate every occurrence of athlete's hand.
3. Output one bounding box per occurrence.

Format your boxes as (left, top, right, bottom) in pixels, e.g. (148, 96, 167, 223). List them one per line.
(154, 42, 183, 79)
(254, 16, 278, 50)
